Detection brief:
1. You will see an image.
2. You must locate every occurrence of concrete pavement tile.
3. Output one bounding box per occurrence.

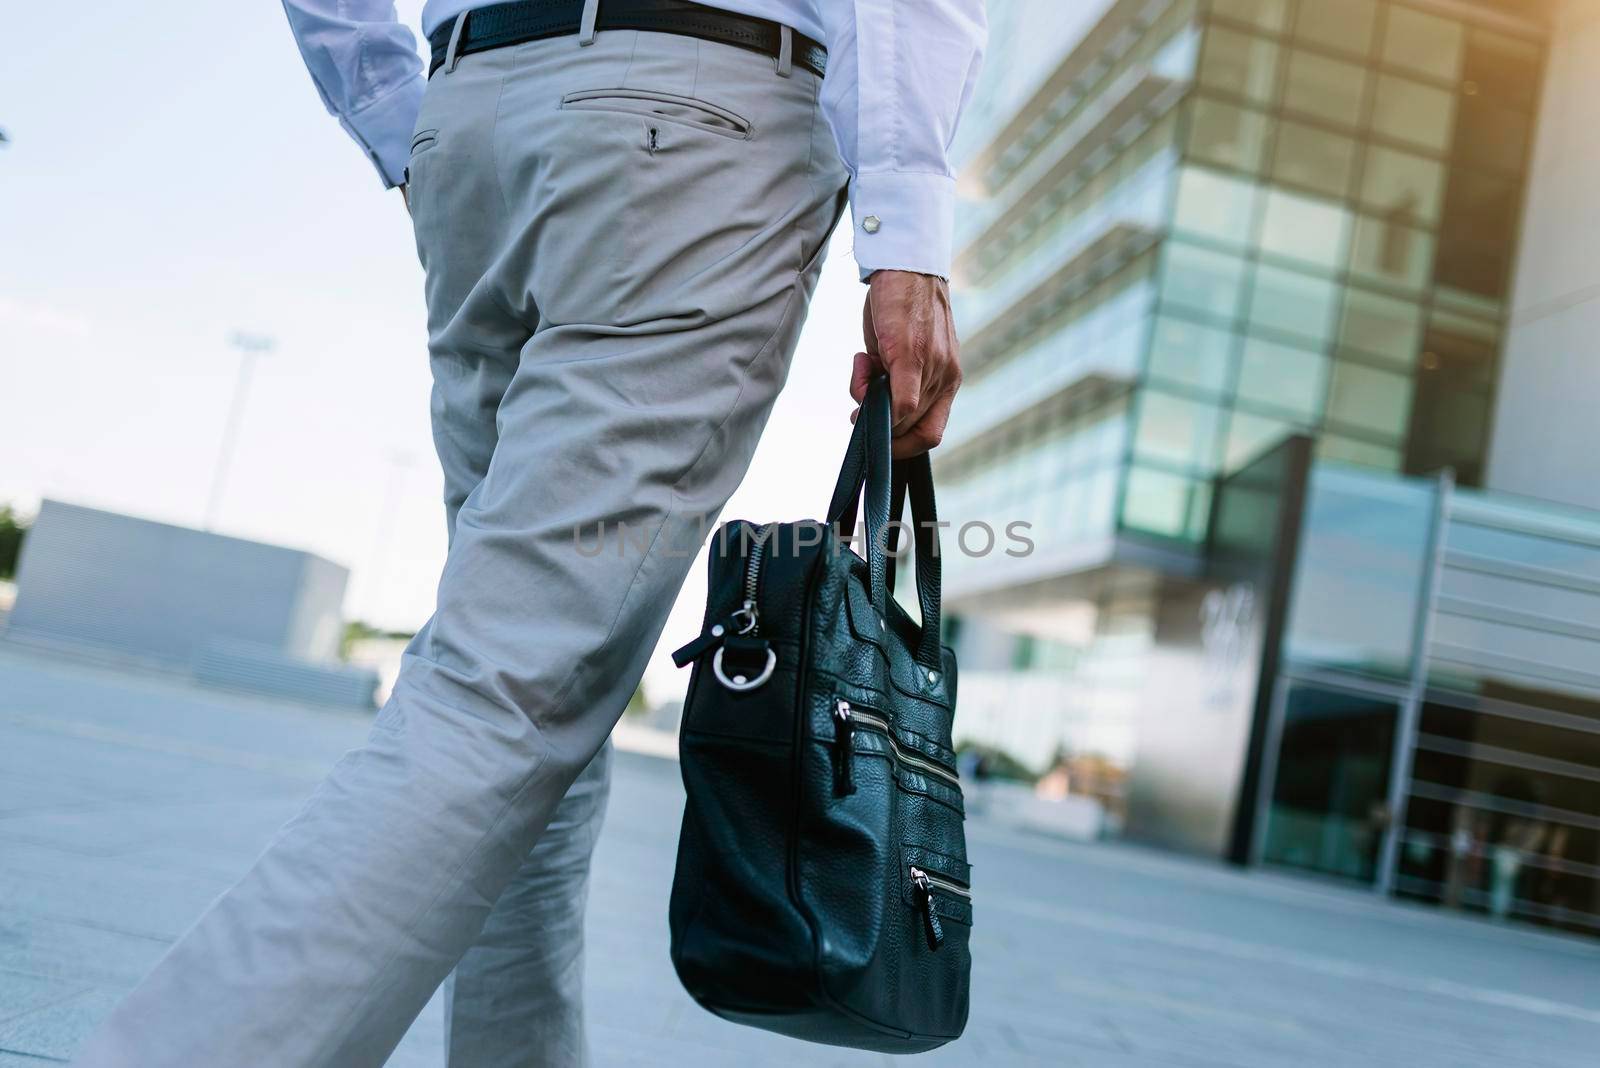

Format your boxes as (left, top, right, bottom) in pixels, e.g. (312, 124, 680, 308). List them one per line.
(0, 971, 86, 1026)
(591, 1024, 847, 1068)
(0, 850, 229, 941)
(0, 917, 168, 989)
(0, 988, 120, 1062)
(0, 768, 118, 818)
(4, 660, 1600, 1068)
(0, 795, 304, 860)
(0, 1053, 69, 1065)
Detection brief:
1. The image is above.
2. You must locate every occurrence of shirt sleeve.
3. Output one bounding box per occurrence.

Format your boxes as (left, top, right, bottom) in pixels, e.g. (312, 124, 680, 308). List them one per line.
(281, 1, 426, 189)
(816, 0, 988, 281)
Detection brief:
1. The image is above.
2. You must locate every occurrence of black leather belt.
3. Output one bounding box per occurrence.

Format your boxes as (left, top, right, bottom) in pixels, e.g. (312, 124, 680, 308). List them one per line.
(428, 0, 827, 79)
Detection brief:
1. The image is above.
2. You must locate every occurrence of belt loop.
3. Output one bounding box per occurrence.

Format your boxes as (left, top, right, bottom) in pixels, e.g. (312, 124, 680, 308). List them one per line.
(775, 25, 793, 78)
(578, 0, 600, 46)
(444, 12, 469, 73)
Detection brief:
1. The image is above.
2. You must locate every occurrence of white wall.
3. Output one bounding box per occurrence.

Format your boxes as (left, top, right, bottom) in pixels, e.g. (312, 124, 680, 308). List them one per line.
(1487, 1, 1600, 511)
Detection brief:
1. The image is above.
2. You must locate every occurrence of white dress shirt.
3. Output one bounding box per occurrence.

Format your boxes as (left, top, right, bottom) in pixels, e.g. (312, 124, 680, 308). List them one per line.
(280, 0, 986, 279)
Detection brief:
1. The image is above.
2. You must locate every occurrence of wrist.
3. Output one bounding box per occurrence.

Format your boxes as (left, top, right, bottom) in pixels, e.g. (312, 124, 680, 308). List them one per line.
(866, 269, 946, 286)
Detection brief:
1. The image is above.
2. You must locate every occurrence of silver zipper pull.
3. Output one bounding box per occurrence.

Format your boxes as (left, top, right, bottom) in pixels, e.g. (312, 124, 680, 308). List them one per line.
(910, 866, 944, 949)
(832, 699, 855, 796)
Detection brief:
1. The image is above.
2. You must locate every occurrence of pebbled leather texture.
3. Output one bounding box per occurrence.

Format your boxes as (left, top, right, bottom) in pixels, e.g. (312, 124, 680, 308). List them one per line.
(670, 377, 969, 1052)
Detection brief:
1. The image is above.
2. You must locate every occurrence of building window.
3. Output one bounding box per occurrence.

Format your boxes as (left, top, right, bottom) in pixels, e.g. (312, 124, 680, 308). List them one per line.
(1338, 286, 1424, 367)
(1199, 25, 1282, 105)
(1403, 327, 1498, 485)
(1261, 686, 1397, 883)
(1259, 189, 1352, 270)
(1326, 359, 1415, 439)
(1381, 5, 1466, 83)
(1236, 335, 1328, 420)
(1370, 73, 1457, 153)
(1147, 315, 1237, 396)
(1282, 48, 1369, 128)
(1434, 170, 1521, 301)
(1318, 434, 1402, 471)
(1187, 96, 1271, 173)
(1350, 214, 1435, 291)
(1160, 240, 1248, 322)
(1270, 119, 1359, 199)
(1134, 390, 1225, 471)
(1292, 0, 1378, 58)
(1247, 263, 1341, 344)
(1461, 28, 1542, 110)
(1360, 145, 1447, 225)
(1224, 410, 1296, 471)
(1209, 0, 1288, 32)
(1173, 166, 1260, 248)
(1453, 93, 1532, 175)
(1122, 465, 1209, 540)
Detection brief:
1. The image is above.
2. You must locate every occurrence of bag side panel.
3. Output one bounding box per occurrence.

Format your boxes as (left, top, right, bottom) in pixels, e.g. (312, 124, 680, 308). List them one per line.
(797, 545, 971, 1042)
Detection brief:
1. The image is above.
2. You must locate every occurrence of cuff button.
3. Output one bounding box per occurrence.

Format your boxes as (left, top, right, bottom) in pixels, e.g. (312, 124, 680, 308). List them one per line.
(862, 215, 881, 234)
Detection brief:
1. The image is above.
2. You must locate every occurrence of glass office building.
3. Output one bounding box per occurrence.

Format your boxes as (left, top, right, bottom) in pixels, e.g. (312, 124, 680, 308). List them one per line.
(938, 0, 1600, 935)
(945, 0, 1544, 563)
(1230, 447, 1600, 936)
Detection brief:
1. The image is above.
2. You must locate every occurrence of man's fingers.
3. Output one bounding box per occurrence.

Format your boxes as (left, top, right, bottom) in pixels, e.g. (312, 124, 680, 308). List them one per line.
(892, 424, 941, 459)
(849, 351, 875, 404)
(891, 393, 954, 458)
(887, 360, 923, 430)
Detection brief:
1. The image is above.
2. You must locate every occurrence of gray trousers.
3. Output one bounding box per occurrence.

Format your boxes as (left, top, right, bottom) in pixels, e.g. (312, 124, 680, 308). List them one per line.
(74, 28, 845, 1068)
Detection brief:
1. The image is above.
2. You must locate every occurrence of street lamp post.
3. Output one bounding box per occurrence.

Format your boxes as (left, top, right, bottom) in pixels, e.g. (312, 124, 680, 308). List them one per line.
(204, 332, 275, 530)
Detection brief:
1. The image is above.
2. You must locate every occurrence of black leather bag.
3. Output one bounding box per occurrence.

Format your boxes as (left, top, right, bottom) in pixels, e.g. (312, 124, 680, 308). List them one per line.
(667, 374, 970, 1052)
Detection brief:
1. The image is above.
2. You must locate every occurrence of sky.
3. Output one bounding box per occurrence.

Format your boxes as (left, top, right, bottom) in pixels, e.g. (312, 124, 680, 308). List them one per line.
(0, 3, 901, 703)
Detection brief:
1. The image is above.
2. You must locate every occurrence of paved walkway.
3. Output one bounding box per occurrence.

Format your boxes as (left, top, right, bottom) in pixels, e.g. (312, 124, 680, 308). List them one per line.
(2, 647, 1597, 1066)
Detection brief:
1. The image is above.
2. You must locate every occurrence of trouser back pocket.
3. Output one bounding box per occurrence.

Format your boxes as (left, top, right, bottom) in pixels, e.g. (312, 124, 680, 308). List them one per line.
(560, 88, 752, 139)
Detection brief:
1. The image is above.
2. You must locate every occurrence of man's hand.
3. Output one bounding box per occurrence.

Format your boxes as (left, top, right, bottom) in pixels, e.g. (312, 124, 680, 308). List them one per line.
(852, 270, 961, 458)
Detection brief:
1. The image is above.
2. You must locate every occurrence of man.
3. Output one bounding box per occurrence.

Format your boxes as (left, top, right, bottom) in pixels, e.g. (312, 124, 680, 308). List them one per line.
(74, 0, 984, 1064)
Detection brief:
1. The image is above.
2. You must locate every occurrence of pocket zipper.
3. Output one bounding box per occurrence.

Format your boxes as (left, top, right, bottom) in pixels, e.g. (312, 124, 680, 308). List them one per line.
(831, 699, 960, 796)
(910, 864, 971, 950)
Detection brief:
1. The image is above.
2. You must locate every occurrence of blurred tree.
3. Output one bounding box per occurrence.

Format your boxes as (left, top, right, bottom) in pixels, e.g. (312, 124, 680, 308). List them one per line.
(954, 741, 1038, 784)
(340, 619, 416, 660)
(0, 506, 28, 580)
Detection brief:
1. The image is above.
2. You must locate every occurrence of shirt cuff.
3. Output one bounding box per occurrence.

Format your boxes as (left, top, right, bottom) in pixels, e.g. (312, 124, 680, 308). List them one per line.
(849, 171, 957, 282)
(339, 76, 426, 189)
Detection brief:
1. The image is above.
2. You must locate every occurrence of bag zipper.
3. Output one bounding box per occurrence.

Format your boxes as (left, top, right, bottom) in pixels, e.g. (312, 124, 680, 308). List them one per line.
(910, 864, 971, 950)
(831, 698, 960, 796)
(739, 522, 769, 635)
(669, 523, 770, 668)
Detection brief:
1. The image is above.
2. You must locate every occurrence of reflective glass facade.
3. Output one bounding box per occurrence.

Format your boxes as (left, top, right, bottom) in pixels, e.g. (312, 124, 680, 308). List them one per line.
(944, 0, 1600, 940)
(1139, 0, 1544, 537)
(1264, 464, 1600, 936)
(943, 0, 1546, 560)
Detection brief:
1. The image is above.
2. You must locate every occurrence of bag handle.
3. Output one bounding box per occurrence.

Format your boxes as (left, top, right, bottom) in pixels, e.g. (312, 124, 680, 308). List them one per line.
(826, 375, 893, 612)
(825, 374, 943, 669)
(886, 453, 943, 669)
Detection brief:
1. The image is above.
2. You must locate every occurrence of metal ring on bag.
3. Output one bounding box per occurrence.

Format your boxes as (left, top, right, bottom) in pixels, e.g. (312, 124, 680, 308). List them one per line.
(712, 646, 776, 691)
